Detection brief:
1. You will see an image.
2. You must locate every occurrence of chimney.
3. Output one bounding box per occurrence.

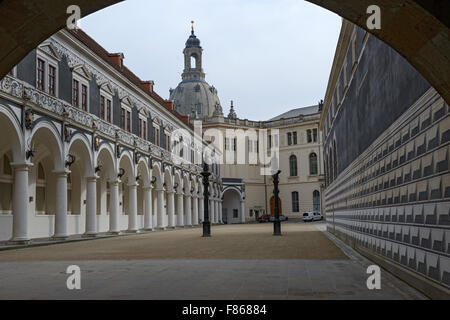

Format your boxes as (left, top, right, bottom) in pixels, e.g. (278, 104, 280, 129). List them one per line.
(164, 100, 174, 110)
(141, 81, 154, 93)
(108, 53, 124, 68)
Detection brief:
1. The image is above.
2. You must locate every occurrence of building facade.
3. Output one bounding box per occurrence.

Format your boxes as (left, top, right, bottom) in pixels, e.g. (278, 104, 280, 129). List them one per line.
(169, 27, 324, 223)
(321, 20, 450, 297)
(0, 28, 222, 243)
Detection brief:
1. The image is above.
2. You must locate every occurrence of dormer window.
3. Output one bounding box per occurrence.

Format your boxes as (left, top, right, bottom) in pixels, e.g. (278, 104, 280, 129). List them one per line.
(36, 43, 60, 97)
(72, 65, 91, 112)
(120, 98, 132, 133)
(100, 84, 113, 123)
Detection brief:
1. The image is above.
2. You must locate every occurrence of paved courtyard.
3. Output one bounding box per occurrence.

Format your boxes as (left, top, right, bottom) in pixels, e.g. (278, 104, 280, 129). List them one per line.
(0, 221, 426, 299)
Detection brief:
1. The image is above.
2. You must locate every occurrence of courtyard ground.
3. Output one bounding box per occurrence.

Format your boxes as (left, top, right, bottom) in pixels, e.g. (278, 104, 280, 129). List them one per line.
(0, 221, 426, 299)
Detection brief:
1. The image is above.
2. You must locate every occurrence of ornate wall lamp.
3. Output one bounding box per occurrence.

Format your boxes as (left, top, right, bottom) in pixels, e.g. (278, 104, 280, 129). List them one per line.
(95, 165, 102, 174)
(118, 168, 126, 179)
(151, 176, 157, 185)
(65, 154, 76, 168)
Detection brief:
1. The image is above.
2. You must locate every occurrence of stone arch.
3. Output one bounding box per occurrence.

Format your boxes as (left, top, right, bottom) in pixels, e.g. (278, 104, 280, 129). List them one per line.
(151, 162, 163, 189)
(30, 120, 64, 170)
(222, 187, 242, 224)
(0, 104, 24, 162)
(68, 133, 94, 177)
(137, 158, 150, 187)
(163, 167, 173, 192)
(97, 142, 117, 180)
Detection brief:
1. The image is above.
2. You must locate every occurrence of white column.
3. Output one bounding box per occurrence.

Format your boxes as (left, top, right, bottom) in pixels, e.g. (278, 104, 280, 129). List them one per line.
(215, 200, 219, 224)
(143, 185, 153, 231)
(10, 163, 31, 243)
(192, 195, 199, 225)
(84, 176, 97, 236)
(127, 182, 138, 232)
(185, 193, 192, 226)
(240, 200, 246, 223)
(219, 201, 223, 224)
(209, 199, 214, 224)
(109, 179, 120, 234)
(177, 192, 184, 227)
(199, 196, 204, 223)
(153, 192, 158, 227)
(53, 170, 69, 239)
(168, 190, 175, 228)
(157, 188, 165, 229)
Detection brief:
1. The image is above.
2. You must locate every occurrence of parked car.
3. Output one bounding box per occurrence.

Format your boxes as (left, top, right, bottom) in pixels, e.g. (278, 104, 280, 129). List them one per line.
(312, 211, 323, 221)
(257, 215, 271, 223)
(302, 211, 323, 222)
(302, 211, 314, 222)
(269, 215, 288, 222)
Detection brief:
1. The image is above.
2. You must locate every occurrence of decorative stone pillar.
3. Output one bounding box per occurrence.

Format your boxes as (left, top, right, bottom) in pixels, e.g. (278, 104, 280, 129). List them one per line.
(84, 176, 98, 236)
(53, 170, 69, 239)
(185, 193, 192, 226)
(127, 181, 138, 233)
(192, 195, 199, 225)
(177, 192, 184, 227)
(143, 185, 153, 231)
(240, 200, 246, 224)
(10, 163, 32, 244)
(109, 179, 120, 234)
(167, 190, 176, 228)
(156, 188, 165, 229)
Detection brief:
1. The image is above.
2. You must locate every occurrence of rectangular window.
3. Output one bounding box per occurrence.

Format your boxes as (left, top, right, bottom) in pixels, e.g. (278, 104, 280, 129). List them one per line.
(37, 59, 45, 91)
(143, 120, 147, 140)
(81, 84, 88, 111)
(126, 110, 131, 132)
(120, 108, 125, 130)
(138, 118, 142, 138)
(287, 132, 292, 146)
(106, 99, 112, 123)
(100, 96, 105, 120)
(292, 192, 299, 213)
(233, 209, 239, 219)
(313, 129, 318, 143)
(225, 138, 230, 151)
(268, 134, 272, 149)
(48, 65, 56, 96)
(248, 139, 253, 152)
(72, 79, 79, 107)
(293, 132, 298, 145)
(232, 138, 237, 151)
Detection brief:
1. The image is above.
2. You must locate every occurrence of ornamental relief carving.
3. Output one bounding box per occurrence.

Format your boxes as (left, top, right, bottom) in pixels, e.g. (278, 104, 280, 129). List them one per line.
(51, 38, 177, 129)
(0, 76, 24, 98)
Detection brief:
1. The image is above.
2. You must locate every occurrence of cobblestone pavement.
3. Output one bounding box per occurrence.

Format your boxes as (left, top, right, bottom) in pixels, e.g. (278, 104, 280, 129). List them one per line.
(0, 221, 426, 299)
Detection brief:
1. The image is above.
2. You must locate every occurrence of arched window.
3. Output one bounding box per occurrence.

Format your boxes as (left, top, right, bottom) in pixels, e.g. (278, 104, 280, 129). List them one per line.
(333, 140, 338, 179)
(289, 155, 298, 177)
(309, 153, 318, 175)
(313, 190, 320, 211)
(292, 192, 299, 212)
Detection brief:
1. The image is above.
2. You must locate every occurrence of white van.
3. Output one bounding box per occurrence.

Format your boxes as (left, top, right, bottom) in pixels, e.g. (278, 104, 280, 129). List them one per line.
(302, 211, 323, 222)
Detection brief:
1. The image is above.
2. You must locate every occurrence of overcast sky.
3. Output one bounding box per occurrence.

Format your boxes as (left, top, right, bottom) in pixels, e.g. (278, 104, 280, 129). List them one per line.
(80, 0, 342, 121)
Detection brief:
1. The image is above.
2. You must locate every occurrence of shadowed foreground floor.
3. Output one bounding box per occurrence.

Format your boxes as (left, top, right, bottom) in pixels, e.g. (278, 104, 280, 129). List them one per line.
(0, 222, 426, 299)
(0, 223, 347, 261)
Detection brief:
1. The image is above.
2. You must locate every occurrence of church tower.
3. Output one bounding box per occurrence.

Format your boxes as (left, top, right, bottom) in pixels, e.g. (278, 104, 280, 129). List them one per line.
(182, 21, 205, 81)
(169, 22, 222, 119)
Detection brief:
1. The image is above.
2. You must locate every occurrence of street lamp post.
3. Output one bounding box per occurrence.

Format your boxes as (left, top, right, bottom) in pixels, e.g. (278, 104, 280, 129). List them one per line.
(273, 170, 282, 236)
(201, 161, 211, 237)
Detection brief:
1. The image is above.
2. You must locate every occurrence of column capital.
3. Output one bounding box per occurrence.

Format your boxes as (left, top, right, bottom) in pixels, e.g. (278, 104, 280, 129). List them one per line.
(10, 162, 33, 170)
(108, 178, 121, 185)
(53, 168, 71, 177)
(142, 184, 153, 191)
(86, 175, 99, 182)
(128, 182, 139, 188)
(177, 191, 184, 196)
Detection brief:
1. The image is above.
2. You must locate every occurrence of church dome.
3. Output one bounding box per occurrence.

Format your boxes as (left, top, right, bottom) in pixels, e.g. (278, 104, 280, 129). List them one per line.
(170, 80, 222, 119)
(185, 32, 201, 48)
